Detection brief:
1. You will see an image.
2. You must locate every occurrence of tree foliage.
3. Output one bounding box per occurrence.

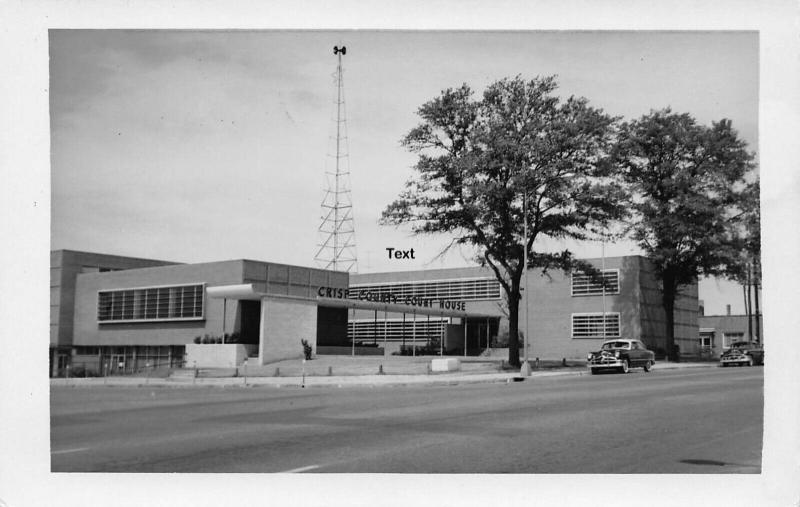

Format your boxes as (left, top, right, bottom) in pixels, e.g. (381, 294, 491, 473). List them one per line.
(613, 109, 757, 359)
(382, 76, 625, 367)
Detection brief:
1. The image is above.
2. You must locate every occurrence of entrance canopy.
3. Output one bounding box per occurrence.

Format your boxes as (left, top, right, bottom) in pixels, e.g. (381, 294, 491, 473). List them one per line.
(316, 295, 497, 319)
(207, 283, 497, 318)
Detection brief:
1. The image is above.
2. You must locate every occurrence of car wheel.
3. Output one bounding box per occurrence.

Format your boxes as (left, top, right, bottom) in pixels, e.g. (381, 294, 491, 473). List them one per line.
(643, 360, 652, 373)
(620, 360, 629, 374)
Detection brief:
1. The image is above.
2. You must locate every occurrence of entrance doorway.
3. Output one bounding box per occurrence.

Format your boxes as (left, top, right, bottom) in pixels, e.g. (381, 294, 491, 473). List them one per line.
(239, 301, 261, 345)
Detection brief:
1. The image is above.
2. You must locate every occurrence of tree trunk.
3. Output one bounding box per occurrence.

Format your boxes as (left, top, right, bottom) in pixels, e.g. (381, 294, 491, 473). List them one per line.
(507, 285, 521, 368)
(661, 274, 678, 362)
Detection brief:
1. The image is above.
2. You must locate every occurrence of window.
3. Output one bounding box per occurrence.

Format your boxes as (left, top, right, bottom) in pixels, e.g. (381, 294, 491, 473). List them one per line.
(571, 269, 620, 296)
(349, 277, 501, 302)
(348, 318, 448, 343)
(572, 313, 620, 339)
(97, 284, 204, 323)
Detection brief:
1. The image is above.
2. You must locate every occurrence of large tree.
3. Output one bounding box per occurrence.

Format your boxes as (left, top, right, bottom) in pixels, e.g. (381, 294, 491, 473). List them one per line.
(382, 76, 625, 367)
(613, 109, 756, 360)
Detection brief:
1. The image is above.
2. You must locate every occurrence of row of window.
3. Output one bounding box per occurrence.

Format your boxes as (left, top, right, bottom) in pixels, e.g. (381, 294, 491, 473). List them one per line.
(571, 313, 620, 339)
(571, 270, 619, 296)
(97, 284, 204, 322)
(700, 331, 745, 349)
(349, 278, 501, 302)
(346, 314, 620, 341)
(348, 318, 447, 343)
(349, 269, 620, 303)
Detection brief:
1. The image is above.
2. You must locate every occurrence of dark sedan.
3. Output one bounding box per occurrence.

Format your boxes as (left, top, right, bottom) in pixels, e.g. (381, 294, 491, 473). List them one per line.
(587, 339, 655, 374)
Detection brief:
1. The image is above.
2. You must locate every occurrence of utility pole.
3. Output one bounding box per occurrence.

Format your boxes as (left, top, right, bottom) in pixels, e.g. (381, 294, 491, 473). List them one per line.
(520, 192, 531, 376)
(753, 257, 761, 343)
(746, 261, 753, 341)
(601, 239, 606, 341)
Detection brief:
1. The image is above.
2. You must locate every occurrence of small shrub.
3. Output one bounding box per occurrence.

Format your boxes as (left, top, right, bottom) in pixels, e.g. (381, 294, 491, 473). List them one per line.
(300, 339, 313, 360)
(193, 336, 202, 344)
(495, 330, 510, 348)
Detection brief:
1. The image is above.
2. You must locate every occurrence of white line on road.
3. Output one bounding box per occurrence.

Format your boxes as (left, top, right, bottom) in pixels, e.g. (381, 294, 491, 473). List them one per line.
(280, 464, 320, 473)
(51, 447, 90, 455)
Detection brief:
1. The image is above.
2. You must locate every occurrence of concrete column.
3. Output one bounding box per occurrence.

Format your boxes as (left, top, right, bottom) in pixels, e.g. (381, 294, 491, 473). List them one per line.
(257, 296, 268, 365)
(412, 312, 416, 357)
(463, 318, 468, 357)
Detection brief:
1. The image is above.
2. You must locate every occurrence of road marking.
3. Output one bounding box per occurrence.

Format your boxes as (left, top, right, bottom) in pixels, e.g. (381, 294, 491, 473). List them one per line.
(280, 464, 320, 473)
(51, 447, 90, 455)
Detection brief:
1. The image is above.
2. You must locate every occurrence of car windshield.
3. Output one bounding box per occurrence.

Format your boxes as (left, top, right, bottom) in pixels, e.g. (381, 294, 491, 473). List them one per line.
(601, 341, 630, 350)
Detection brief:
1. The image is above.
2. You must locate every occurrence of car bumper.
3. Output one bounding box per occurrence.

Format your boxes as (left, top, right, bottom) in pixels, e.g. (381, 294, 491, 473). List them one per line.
(720, 357, 749, 365)
(588, 359, 625, 369)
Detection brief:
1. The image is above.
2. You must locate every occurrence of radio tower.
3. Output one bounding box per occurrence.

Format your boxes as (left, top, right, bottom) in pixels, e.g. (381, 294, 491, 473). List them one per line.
(315, 45, 358, 272)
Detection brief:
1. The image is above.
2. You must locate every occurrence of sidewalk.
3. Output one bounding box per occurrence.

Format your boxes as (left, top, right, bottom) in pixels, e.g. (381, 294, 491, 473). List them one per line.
(50, 360, 716, 389)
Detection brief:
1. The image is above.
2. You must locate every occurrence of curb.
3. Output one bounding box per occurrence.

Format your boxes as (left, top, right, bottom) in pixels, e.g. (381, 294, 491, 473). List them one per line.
(50, 363, 717, 389)
(50, 369, 585, 389)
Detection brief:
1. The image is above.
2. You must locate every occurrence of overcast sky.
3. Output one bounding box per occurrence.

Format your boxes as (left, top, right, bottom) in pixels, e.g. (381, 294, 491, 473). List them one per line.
(49, 30, 759, 314)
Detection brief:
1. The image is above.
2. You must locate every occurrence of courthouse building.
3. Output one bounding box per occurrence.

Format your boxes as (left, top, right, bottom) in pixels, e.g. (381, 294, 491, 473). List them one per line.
(50, 249, 699, 376)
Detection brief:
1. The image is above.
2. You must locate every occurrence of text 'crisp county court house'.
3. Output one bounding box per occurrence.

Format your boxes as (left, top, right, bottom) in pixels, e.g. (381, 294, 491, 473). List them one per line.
(50, 250, 699, 376)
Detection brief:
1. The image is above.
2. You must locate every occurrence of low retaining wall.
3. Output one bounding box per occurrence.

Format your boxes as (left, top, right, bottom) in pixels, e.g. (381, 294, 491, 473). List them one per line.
(185, 344, 255, 368)
(431, 358, 461, 372)
(316, 346, 385, 356)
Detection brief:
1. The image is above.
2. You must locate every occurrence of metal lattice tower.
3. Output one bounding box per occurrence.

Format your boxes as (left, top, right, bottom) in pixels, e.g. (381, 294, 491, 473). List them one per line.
(315, 45, 358, 272)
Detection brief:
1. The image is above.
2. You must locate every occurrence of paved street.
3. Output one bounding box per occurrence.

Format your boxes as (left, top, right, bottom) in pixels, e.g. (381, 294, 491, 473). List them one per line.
(51, 366, 762, 473)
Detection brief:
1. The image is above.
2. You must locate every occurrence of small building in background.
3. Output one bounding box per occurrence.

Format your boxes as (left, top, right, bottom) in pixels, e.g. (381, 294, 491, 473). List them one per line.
(698, 311, 764, 359)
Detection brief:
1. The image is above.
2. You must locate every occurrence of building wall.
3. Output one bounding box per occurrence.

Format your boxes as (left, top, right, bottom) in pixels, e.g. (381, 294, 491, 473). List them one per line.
(243, 260, 348, 299)
(259, 297, 318, 364)
(71, 257, 348, 368)
(349, 266, 505, 347)
(525, 256, 643, 360)
(73, 261, 246, 347)
(61, 250, 700, 365)
(638, 258, 700, 356)
(51, 250, 176, 347)
(347, 256, 698, 361)
(525, 256, 698, 360)
(351, 266, 491, 285)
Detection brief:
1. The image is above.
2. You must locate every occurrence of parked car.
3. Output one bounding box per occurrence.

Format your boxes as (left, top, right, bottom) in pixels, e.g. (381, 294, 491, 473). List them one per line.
(587, 339, 655, 374)
(720, 341, 764, 367)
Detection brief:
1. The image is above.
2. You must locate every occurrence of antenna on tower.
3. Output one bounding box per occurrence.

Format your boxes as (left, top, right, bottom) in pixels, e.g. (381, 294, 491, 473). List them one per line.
(315, 45, 358, 272)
